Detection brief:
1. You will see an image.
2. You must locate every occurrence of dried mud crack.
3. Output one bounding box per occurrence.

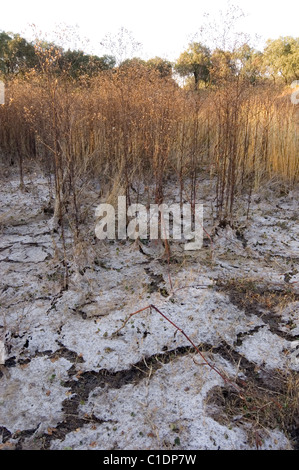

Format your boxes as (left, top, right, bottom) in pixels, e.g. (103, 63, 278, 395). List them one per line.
(43, 344, 206, 449)
(4, 341, 243, 449)
(215, 279, 299, 342)
(1, 171, 298, 450)
(206, 341, 299, 450)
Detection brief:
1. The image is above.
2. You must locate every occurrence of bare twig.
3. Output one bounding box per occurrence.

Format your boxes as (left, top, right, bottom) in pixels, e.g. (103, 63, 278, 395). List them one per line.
(113, 302, 243, 396)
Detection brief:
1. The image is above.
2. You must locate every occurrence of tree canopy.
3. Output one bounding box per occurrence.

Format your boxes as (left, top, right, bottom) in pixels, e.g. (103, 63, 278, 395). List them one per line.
(1, 29, 299, 88)
(0, 32, 37, 75)
(175, 42, 211, 89)
(0, 31, 116, 78)
(174, 37, 299, 88)
(58, 50, 116, 77)
(263, 36, 299, 83)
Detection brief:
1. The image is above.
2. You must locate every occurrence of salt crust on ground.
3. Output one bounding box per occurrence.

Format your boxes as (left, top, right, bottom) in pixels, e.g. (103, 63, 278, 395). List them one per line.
(0, 171, 298, 450)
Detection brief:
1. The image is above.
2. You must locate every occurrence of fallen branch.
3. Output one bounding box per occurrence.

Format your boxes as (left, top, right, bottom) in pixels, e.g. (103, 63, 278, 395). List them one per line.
(113, 303, 243, 396)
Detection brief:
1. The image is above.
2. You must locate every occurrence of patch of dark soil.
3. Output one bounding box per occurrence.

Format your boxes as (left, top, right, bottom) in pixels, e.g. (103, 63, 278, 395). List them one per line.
(14, 426, 40, 450)
(2, 345, 84, 372)
(144, 267, 169, 297)
(18, 343, 201, 449)
(45, 410, 105, 446)
(206, 376, 299, 450)
(64, 343, 199, 397)
(235, 325, 264, 347)
(52, 344, 86, 364)
(206, 340, 299, 450)
(212, 341, 260, 383)
(0, 426, 12, 443)
(216, 278, 299, 342)
(290, 428, 299, 450)
(1, 424, 41, 449)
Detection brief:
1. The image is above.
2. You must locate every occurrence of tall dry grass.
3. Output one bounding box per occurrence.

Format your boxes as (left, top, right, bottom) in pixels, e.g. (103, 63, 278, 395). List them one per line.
(0, 62, 298, 229)
(206, 80, 299, 220)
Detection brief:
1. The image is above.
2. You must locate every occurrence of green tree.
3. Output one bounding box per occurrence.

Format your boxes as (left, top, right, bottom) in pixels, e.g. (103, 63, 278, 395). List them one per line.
(263, 36, 299, 84)
(210, 48, 236, 83)
(234, 44, 263, 84)
(119, 57, 146, 69)
(0, 31, 37, 75)
(146, 57, 173, 78)
(59, 50, 115, 77)
(175, 42, 211, 89)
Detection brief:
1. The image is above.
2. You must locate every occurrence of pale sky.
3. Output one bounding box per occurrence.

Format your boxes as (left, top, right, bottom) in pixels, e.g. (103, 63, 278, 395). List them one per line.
(0, 0, 298, 61)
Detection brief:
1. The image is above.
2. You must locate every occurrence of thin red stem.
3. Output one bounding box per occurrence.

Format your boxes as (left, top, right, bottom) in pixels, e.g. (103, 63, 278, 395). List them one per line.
(113, 302, 242, 396)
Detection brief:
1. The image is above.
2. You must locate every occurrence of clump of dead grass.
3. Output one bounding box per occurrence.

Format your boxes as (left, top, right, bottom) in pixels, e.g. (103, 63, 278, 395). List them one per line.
(206, 368, 299, 449)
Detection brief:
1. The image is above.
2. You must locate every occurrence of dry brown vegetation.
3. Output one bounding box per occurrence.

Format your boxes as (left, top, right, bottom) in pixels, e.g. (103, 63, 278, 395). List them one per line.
(0, 55, 298, 232)
(206, 369, 299, 449)
(0, 44, 298, 450)
(0, 49, 298, 303)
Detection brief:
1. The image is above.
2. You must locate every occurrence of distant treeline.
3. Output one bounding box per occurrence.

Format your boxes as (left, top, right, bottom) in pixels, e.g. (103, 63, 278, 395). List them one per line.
(0, 30, 298, 86)
(0, 29, 298, 236)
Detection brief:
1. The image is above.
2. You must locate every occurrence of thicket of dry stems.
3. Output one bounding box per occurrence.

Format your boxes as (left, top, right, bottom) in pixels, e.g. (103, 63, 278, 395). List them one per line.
(0, 56, 298, 231)
(0, 50, 298, 448)
(0, 51, 298, 283)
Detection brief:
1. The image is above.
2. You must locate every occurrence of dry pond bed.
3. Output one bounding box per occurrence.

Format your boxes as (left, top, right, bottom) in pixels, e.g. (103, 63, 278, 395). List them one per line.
(0, 168, 298, 450)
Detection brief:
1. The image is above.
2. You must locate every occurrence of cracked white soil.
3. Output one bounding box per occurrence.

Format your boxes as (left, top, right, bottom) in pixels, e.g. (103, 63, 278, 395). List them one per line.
(0, 169, 298, 450)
